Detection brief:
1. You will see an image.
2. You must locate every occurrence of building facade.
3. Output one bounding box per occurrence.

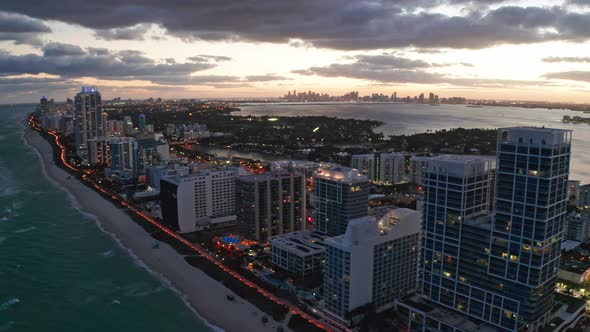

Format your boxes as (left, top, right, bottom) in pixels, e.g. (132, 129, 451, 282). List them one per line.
(109, 137, 137, 173)
(577, 184, 590, 208)
(313, 165, 369, 237)
(269, 230, 327, 279)
(323, 209, 421, 321)
(160, 167, 240, 233)
(74, 86, 103, 158)
(351, 152, 405, 184)
(236, 171, 306, 243)
(398, 127, 572, 332)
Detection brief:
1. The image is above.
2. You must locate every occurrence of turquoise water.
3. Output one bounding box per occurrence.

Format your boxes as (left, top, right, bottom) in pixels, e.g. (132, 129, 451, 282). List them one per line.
(0, 104, 214, 332)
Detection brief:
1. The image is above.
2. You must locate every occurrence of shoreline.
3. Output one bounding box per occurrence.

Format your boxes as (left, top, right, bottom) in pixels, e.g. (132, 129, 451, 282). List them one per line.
(24, 126, 288, 332)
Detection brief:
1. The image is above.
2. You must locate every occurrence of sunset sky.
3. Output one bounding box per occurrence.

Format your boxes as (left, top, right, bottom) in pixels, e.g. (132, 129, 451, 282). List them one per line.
(1, 0, 590, 103)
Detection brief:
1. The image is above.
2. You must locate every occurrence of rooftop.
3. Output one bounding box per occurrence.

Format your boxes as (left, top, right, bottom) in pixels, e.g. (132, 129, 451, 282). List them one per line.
(269, 230, 328, 257)
(400, 295, 498, 332)
(315, 164, 367, 183)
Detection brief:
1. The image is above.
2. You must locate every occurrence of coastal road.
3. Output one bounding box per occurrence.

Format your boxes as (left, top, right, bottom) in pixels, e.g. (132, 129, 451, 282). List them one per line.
(29, 115, 351, 332)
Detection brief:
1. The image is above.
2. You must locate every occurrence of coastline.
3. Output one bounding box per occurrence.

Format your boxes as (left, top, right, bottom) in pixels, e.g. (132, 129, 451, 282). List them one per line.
(24, 125, 289, 332)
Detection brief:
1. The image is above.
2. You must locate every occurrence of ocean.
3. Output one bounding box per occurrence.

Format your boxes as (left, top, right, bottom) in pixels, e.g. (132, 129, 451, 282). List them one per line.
(239, 103, 590, 183)
(0, 104, 215, 332)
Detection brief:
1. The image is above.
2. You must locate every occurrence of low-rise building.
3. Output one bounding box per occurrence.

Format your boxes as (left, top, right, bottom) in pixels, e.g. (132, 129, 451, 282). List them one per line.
(269, 230, 327, 279)
(559, 259, 590, 285)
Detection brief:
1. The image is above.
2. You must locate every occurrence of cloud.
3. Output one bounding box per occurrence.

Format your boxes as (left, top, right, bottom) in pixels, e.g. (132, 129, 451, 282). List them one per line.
(43, 42, 85, 56)
(2, 2, 590, 50)
(0, 11, 51, 45)
(293, 54, 554, 87)
(542, 56, 590, 63)
(94, 24, 151, 40)
(544, 71, 590, 82)
(0, 45, 216, 80)
(190, 55, 232, 62)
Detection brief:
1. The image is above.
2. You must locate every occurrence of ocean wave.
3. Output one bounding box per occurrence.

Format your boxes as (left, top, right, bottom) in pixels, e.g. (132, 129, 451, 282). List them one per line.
(0, 298, 19, 311)
(0, 237, 7, 244)
(13, 226, 36, 234)
(0, 321, 15, 332)
(26, 130, 226, 332)
(99, 249, 114, 257)
(0, 217, 8, 222)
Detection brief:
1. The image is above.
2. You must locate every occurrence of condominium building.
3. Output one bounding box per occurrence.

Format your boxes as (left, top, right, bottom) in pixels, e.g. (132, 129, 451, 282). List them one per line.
(351, 152, 405, 184)
(409, 155, 436, 185)
(160, 167, 241, 233)
(564, 211, 590, 242)
(109, 137, 137, 173)
(313, 165, 369, 237)
(87, 138, 110, 165)
(236, 170, 306, 243)
(398, 127, 572, 332)
(323, 209, 421, 321)
(577, 184, 590, 208)
(147, 164, 190, 191)
(567, 180, 581, 202)
(74, 86, 103, 158)
(269, 230, 327, 279)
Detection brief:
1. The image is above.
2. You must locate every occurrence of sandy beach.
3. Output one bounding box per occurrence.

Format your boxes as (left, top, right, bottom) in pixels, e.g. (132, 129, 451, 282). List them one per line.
(25, 126, 289, 332)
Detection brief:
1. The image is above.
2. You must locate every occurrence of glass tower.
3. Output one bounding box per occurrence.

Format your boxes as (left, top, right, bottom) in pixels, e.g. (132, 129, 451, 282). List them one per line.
(398, 127, 572, 332)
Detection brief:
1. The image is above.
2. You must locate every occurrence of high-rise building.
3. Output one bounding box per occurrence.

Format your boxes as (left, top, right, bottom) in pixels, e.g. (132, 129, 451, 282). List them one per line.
(109, 137, 137, 173)
(160, 167, 241, 233)
(138, 113, 146, 132)
(409, 155, 436, 185)
(398, 127, 572, 332)
(577, 184, 590, 208)
(563, 211, 590, 242)
(313, 165, 369, 236)
(351, 152, 405, 184)
(323, 209, 421, 321)
(236, 170, 306, 243)
(147, 164, 190, 191)
(123, 116, 134, 135)
(74, 87, 103, 158)
(87, 138, 110, 165)
(567, 180, 581, 203)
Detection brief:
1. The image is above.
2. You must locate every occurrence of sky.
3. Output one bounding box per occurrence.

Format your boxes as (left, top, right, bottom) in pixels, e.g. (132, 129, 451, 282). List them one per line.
(1, 0, 590, 103)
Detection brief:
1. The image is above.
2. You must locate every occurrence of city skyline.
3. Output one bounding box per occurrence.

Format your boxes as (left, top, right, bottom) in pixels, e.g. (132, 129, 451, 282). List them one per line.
(2, 1, 590, 103)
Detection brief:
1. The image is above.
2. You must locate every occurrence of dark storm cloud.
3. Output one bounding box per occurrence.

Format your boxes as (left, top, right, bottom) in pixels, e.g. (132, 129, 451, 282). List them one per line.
(542, 56, 590, 63)
(1, 1, 589, 50)
(544, 71, 590, 82)
(43, 42, 85, 56)
(293, 55, 553, 87)
(94, 24, 151, 41)
(0, 11, 51, 45)
(0, 45, 216, 79)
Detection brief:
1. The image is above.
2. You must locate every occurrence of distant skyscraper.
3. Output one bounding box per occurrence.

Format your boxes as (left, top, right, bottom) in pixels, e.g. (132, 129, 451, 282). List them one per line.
(313, 165, 369, 236)
(399, 127, 572, 332)
(138, 113, 146, 132)
(74, 87, 103, 157)
(123, 116, 134, 135)
(323, 209, 421, 320)
(236, 170, 306, 243)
